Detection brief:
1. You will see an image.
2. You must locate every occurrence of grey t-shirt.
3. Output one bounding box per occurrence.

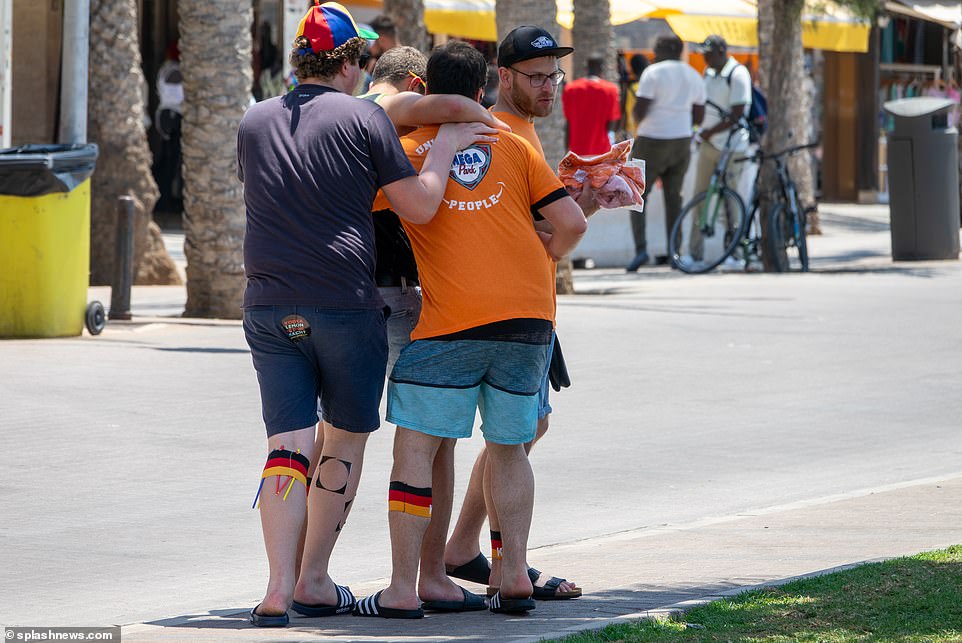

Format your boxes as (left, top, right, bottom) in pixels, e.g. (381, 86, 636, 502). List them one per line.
(237, 84, 417, 309)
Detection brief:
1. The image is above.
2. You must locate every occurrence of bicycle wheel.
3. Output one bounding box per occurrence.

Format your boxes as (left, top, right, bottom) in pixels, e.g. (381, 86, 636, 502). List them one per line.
(669, 187, 747, 274)
(767, 202, 808, 272)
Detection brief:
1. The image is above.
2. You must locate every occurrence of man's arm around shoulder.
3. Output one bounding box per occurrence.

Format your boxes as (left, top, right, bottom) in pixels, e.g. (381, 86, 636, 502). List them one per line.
(382, 122, 498, 224)
(380, 92, 509, 132)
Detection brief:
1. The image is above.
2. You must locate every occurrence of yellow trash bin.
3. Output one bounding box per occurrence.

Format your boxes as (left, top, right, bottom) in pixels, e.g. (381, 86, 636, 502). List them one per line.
(0, 144, 99, 338)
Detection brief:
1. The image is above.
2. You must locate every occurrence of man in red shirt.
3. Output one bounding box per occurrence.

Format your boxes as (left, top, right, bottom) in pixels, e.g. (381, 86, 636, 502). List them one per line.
(562, 55, 621, 156)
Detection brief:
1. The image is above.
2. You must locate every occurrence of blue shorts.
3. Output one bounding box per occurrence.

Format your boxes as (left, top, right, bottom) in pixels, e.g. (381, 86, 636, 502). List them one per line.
(387, 338, 550, 445)
(244, 305, 388, 437)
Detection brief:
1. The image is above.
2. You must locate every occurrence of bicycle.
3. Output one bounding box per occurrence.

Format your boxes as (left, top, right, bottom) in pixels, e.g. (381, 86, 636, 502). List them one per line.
(669, 101, 817, 274)
(668, 103, 752, 274)
(760, 142, 819, 272)
(724, 141, 819, 272)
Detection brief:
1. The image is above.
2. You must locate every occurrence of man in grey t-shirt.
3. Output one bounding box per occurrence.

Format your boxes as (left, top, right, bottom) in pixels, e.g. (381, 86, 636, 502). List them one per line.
(238, 2, 495, 628)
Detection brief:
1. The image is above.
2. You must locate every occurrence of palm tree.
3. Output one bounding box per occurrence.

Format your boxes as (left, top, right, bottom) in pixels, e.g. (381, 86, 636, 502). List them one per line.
(571, 0, 614, 83)
(178, 0, 252, 318)
(757, 0, 881, 263)
(496, 0, 576, 293)
(88, 0, 181, 287)
(384, 0, 430, 52)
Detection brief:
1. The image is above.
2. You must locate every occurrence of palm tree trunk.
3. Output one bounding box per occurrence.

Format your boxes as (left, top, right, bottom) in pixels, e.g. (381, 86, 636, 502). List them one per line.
(178, 0, 251, 318)
(496, 0, 576, 293)
(757, 0, 805, 270)
(88, 0, 180, 287)
(384, 0, 430, 53)
(571, 0, 614, 82)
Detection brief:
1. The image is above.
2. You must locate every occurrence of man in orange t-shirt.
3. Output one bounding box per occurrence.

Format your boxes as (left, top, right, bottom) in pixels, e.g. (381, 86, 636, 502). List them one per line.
(444, 25, 590, 602)
(354, 41, 586, 619)
(562, 55, 621, 156)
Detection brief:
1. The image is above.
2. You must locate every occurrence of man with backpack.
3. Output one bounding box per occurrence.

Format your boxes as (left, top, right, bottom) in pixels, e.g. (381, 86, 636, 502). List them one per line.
(691, 35, 754, 208)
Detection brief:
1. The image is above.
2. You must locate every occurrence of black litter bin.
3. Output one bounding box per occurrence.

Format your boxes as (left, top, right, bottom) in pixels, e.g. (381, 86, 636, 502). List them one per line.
(0, 143, 101, 338)
(883, 97, 960, 261)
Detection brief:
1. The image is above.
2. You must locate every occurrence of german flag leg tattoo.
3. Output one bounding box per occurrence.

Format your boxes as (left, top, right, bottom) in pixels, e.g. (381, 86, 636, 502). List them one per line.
(490, 530, 503, 561)
(251, 447, 310, 509)
(388, 481, 432, 518)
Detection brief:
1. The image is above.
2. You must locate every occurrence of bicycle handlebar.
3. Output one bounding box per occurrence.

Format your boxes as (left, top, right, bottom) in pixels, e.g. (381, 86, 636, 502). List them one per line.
(733, 141, 819, 165)
(703, 98, 760, 139)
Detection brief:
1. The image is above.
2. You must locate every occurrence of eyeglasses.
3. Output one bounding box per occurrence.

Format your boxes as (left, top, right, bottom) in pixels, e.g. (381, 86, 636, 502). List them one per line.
(509, 67, 565, 88)
(359, 51, 372, 68)
(408, 71, 427, 94)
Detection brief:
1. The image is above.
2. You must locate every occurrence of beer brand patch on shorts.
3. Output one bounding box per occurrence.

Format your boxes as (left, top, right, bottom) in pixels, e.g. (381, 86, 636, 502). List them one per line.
(386, 332, 550, 445)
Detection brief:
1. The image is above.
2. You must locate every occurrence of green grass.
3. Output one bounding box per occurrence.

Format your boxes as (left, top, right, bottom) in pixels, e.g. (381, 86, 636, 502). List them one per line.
(556, 545, 962, 642)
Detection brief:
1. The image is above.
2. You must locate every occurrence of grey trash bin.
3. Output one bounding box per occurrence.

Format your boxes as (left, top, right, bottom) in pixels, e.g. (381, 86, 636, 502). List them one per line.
(883, 97, 960, 261)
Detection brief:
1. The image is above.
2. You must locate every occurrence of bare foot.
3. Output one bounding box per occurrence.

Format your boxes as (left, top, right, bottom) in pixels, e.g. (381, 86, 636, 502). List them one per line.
(418, 573, 472, 603)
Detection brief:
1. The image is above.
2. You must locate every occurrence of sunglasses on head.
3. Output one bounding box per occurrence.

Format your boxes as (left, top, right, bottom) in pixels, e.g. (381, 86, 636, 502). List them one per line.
(408, 71, 427, 94)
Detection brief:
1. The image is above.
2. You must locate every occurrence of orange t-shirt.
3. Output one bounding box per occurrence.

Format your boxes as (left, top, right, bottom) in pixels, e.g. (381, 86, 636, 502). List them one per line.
(492, 110, 544, 157)
(374, 127, 564, 339)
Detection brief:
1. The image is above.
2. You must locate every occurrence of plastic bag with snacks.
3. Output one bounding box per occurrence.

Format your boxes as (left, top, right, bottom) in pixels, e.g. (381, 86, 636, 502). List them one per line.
(557, 139, 646, 210)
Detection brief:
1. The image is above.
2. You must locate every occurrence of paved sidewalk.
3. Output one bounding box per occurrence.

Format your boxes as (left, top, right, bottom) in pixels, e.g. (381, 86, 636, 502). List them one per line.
(122, 475, 962, 642)
(4, 201, 961, 643)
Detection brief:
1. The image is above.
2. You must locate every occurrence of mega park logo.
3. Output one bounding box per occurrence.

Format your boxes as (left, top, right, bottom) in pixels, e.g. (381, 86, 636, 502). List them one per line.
(449, 144, 491, 190)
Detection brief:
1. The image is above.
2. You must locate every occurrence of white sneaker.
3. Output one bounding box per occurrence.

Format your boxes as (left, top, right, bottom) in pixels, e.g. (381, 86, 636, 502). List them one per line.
(721, 255, 743, 270)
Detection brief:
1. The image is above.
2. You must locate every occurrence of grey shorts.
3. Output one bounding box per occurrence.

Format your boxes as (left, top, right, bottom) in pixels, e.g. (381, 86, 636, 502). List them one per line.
(379, 283, 422, 374)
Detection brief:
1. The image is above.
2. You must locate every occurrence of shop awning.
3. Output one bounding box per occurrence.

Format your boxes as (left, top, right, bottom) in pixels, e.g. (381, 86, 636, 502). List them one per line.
(422, 0, 657, 42)
(415, 0, 872, 53)
(424, 0, 497, 42)
(658, 0, 871, 52)
(884, 0, 961, 29)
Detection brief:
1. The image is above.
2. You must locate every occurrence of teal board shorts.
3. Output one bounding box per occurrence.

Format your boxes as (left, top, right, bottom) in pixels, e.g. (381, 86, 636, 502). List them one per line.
(386, 320, 552, 445)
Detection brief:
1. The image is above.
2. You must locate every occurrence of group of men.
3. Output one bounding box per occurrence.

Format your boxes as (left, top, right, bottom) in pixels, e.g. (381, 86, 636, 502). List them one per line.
(238, 1, 595, 627)
(626, 34, 754, 271)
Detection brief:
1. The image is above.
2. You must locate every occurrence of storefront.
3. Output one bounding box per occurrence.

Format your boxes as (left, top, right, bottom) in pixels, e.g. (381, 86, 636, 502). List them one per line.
(821, 3, 960, 202)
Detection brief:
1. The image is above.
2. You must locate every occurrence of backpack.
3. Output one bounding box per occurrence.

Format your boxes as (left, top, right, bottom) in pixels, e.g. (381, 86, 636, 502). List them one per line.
(725, 65, 768, 142)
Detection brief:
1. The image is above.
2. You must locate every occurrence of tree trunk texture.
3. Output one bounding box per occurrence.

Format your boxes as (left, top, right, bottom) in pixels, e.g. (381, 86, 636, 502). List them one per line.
(757, 0, 812, 269)
(384, 0, 430, 53)
(178, 0, 251, 318)
(571, 0, 615, 83)
(760, 5, 819, 234)
(496, 0, 575, 293)
(88, 0, 181, 287)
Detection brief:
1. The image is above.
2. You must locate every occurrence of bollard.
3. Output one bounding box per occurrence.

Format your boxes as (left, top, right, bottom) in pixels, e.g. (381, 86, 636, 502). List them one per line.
(108, 196, 135, 320)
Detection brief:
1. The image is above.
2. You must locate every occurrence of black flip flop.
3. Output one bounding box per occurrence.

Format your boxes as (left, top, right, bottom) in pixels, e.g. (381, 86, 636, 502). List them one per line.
(249, 604, 289, 627)
(421, 586, 487, 612)
(291, 583, 356, 617)
(488, 590, 535, 614)
(352, 590, 424, 619)
(528, 567, 582, 600)
(444, 552, 491, 585)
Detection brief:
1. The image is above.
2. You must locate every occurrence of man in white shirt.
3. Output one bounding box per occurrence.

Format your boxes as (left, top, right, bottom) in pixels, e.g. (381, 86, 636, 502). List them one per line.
(626, 35, 705, 271)
(691, 35, 752, 200)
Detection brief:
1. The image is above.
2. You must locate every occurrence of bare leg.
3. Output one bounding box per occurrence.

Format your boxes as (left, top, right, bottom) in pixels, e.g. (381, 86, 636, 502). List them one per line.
(418, 438, 470, 602)
(379, 427, 441, 610)
(444, 446, 488, 571)
(294, 422, 326, 581)
(257, 427, 316, 616)
(485, 414, 576, 594)
(294, 424, 369, 606)
(486, 441, 534, 599)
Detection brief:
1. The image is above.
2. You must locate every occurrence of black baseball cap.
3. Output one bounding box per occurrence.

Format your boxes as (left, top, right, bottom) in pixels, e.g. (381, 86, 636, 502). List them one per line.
(497, 26, 573, 68)
(699, 35, 728, 53)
